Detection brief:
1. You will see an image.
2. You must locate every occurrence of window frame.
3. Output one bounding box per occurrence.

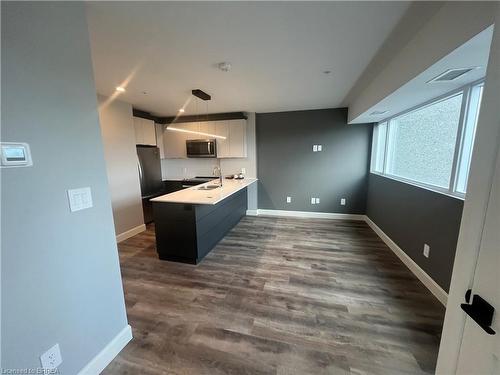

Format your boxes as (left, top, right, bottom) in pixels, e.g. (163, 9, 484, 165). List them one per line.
(370, 79, 485, 200)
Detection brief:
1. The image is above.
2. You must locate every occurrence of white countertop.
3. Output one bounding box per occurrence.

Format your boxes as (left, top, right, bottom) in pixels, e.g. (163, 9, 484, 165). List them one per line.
(151, 178, 257, 205)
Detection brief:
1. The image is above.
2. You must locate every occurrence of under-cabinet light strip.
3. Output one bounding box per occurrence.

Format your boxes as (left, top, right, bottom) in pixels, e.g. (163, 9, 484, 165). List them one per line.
(166, 126, 226, 140)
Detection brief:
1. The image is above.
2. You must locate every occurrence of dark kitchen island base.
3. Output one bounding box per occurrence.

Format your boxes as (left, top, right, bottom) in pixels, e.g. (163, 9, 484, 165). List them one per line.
(152, 188, 248, 264)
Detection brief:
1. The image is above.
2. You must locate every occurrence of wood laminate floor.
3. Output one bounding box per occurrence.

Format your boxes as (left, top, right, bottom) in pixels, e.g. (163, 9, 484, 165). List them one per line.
(103, 216, 445, 375)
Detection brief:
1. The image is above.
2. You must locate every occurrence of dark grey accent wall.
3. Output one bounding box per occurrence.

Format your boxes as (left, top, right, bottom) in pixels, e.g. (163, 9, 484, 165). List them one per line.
(256, 108, 372, 214)
(366, 173, 464, 292)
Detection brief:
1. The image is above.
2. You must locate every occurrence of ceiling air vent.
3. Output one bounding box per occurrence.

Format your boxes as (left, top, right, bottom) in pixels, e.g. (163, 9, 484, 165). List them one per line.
(370, 110, 388, 116)
(428, 68, 477, 83)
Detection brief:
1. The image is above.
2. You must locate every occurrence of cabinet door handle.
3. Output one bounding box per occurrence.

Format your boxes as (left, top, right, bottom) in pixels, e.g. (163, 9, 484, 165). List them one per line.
(137, 158, 143, 180)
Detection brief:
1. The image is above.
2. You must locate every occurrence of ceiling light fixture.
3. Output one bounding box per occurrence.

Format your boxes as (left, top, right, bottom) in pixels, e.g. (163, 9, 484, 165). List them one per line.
(166, 126, 226, 140)
(323, 70, 332, 75)
(115, 86, 125, 92)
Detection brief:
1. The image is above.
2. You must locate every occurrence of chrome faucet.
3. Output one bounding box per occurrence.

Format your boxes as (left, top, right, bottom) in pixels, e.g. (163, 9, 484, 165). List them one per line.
(213, 166, 222, 187)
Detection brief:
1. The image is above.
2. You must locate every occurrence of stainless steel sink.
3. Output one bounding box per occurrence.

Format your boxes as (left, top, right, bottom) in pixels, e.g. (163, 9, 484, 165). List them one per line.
(197, 184, 220, 190)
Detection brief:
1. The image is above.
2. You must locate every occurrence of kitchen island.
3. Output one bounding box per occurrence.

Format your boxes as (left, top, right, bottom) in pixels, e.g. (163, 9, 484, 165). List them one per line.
(151, 178, 257, 264)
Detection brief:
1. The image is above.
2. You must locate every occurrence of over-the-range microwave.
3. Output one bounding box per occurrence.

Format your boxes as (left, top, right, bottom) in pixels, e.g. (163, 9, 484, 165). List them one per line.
(186, 139, 217, 158)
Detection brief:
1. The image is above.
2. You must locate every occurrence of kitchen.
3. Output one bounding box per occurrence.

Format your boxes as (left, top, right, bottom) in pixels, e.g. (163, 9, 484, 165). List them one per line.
(117, 89, 258, 263)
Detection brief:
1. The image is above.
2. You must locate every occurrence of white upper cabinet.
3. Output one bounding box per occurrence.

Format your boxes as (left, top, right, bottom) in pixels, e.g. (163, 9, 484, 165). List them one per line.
(215, 121, 229, 158)
(163, 125, 187, 158)
(133, 117, 156, 146)
(228, 119, 247, 158)
(182, 122, 200, 139)
(155, 123, 165, 158)
(162, 118, 247, 159)
(201, 121, 216, 137)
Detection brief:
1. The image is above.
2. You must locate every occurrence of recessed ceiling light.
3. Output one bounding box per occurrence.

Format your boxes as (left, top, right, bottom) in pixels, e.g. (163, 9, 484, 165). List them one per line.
(323, 70, 332, 75)
(115, 86, 125, 92)
(178, 108, 185, 113)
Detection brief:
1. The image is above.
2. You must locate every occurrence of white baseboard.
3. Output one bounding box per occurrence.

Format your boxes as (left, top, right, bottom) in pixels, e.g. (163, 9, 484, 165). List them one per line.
(77, 324, 132, 375)
(251, 209, 365, 221)
(116, 224, 146, 243)
(364, 216, 448, 306)
(246, 209, 259, 216)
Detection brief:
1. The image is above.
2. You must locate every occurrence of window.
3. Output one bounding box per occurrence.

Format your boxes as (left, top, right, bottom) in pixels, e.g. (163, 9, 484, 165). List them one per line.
(371, 81, 484, 197)
(371, 121, 387, 173)
(455, 83, 483, 193)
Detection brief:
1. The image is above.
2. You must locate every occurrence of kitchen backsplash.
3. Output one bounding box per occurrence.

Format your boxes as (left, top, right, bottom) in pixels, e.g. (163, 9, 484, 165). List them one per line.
(161, 158, 252, 180)
(161, 158, 217, 180)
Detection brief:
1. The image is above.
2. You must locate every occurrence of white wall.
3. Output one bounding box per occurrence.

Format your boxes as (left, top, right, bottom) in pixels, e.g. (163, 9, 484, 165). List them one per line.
(344, 2, 496, 123)
(98, 96, 145, 237)
(1, 2, 129, 372)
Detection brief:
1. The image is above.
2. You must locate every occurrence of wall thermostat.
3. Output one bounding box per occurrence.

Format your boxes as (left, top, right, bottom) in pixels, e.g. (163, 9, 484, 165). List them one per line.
(1, 142, 33, 168)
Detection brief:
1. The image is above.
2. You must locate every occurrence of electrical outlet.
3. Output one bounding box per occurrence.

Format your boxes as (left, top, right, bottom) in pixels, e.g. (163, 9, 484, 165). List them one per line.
(286, 196, 291, 203)
(340, 198, 346, 206)
(311, 197, 316, 204)
(312, 145, 318, 152)
(423, 244, 430, 258)
(317, 145, 322, 152)
(40, 343, 62, 370)
(241, 168, 246, 174)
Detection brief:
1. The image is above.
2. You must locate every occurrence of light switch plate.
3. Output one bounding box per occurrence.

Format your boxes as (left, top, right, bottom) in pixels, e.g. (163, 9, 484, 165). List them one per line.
(340, 198, 346, 206)
(311, 197, 316, 204)
(315, 198, 320, 204)
(312, 145, 318, 152)
(67, 187, 93, 212)
(317, 145, 322, 152)
(286, 196, 291, 203)
(40, 343, 62, 369)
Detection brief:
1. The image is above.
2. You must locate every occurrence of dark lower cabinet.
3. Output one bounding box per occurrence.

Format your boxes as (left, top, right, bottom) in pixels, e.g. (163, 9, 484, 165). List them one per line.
(163, 180, 184, 193)
(142, 197, 154, 224)
(143, 181, 185, 224)
(153, 188, 247, 264)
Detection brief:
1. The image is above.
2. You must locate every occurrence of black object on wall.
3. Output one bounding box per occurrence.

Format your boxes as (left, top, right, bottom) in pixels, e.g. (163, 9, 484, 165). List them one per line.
(162, 111, 247, 124)
(256, 108, 372, 214)
(132, 108, 247, 125)
(366, 173, 464, 292)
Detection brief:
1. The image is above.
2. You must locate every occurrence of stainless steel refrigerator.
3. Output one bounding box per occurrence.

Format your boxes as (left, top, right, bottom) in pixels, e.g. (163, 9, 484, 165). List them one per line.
(137, 145, 164, 223)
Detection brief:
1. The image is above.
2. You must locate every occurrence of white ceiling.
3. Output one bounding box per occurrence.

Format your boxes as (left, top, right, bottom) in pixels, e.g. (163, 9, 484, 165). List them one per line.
(86, 1, 410, 117)
(351, 26, 494, 124)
